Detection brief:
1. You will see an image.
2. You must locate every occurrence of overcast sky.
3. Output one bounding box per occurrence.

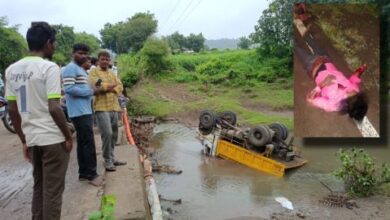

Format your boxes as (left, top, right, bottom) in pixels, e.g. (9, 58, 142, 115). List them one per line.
(0, 0, 269, 40)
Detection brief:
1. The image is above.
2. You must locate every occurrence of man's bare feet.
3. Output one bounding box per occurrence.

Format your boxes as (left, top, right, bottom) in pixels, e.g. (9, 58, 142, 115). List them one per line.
(88, 175, 103, 187)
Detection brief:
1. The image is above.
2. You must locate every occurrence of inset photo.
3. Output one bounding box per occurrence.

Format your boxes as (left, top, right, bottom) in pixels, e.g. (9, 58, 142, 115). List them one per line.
(293, 3, 380, 137)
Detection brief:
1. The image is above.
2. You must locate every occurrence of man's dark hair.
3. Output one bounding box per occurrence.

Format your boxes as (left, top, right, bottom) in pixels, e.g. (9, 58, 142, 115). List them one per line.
(26, 22, 56, 51)
(91, 57, 98, 65)
(98, 50, 110, 58)
(73, 43, 90, 53)
(345, 92, 368, 121)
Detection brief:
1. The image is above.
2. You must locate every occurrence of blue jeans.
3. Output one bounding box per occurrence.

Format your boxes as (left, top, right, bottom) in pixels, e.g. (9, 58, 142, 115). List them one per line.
(95, 111, 118, 167)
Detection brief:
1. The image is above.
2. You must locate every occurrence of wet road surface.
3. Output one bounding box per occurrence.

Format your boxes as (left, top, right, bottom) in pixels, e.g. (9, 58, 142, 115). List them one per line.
(0, 126, 104, 220)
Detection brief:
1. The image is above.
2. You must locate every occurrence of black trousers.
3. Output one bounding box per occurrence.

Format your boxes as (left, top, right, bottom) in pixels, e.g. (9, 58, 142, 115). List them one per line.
(71, 114, 98, 179)
(295, 33, 330, 78)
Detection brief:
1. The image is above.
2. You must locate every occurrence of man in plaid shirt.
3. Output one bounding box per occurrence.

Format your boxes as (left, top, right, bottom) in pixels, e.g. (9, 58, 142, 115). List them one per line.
(89, 50, 126, 171)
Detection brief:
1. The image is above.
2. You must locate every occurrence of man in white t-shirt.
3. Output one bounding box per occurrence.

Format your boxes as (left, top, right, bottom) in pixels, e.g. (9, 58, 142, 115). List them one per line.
(5, 22, 73, 220)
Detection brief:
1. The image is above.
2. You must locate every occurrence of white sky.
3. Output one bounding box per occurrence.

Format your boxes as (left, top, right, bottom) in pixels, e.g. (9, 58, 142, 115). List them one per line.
(0, 0, 269, 40)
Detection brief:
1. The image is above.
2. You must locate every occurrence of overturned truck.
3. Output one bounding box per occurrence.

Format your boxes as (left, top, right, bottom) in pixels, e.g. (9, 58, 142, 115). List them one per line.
(198, 110, 307, 177)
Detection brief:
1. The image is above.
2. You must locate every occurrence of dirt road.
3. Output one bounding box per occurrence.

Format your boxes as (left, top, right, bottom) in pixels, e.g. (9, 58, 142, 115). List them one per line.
(0, 126, 104, 220)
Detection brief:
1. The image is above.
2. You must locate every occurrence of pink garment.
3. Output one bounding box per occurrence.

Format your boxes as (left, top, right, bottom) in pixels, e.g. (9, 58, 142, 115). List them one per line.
(307, 63, 361, 112)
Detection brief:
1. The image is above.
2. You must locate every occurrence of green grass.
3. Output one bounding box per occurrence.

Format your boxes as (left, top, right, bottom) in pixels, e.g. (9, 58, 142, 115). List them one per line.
(164, 49, 291, 85)
(129, 79, 293, 128)
(122, 49, 293, 128)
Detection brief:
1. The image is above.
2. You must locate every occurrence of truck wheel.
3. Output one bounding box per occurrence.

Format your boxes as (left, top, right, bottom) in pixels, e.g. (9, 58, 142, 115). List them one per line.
(199, 126, 214, 135)
(280, 123, 289, 140)
(199, 110, 216, 129)
(219, 111, 237, 128)
(269, 122, 289, 140)
(248, 125, 271, 147)
(269, 123, 285, 141)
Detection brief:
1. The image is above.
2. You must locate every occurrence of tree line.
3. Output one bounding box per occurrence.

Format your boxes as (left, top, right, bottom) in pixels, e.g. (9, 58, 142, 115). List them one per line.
(1, 0, 389, 75)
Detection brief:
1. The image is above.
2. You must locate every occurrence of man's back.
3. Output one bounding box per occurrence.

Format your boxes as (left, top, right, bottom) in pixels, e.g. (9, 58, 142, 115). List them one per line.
(5, 56, 64, 146)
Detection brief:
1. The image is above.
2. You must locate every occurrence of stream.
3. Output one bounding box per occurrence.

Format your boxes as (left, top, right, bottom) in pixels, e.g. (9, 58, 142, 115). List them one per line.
(151, 123, 390, 219)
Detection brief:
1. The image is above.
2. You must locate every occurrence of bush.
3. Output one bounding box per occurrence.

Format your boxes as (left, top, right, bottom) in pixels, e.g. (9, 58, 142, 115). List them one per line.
(333, 148, 390, 197)
(118, 54, 142, 88)
(177, 59, 196, 72)
(53, 53, 67, 67)
(121, 70, 140, 88)
(0, 20, 28, 73)
(119, 49, 293, 87)
(140, 37, 171, 75)
(266, 57, 291, 78)
(196, 58, 228, 76)
(173, 71, 198, 83)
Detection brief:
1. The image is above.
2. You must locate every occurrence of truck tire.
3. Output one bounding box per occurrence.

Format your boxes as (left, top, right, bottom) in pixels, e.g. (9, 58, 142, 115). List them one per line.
(248, 125, 272, 147)
(219, 111, 237, 128)
(269, 123, 285, 141)
(199, 110, 216, 129)
(269, 122, 288, 140)
(199, 126, 214, 135)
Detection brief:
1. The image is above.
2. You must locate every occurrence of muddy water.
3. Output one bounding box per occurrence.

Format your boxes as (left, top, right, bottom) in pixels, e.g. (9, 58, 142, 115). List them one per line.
(151, 123, 390, 219)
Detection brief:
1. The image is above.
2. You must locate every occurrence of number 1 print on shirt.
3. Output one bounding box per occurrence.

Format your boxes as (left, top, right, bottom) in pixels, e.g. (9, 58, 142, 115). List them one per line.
(16, 84, 27, 113)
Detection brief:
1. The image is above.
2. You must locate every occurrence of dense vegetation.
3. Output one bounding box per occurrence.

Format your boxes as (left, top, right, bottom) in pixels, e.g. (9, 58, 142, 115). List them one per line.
(119, 49, 291, 88)
(118, 49, 294, 127)
(52, 25, 101, 65)
(100, 12, 158, 53)
(0, 17, 27, 74)
(334, 148, 390, 197)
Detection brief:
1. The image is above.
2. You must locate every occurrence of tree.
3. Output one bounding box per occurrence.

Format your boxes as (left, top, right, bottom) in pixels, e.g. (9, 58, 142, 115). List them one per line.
(237, 36, 252, 49)
(0, 17, 27, 74)
(184, 33, 205, 52)
(140, 37, 171, 75)
(52, 24, 75, 65)
(101, 12, 158, 54)
(250, 0, 293, 58)
(119, 12, 158, 53)
(250, 0, 390, 59)
(165, 31, 186, 53)
(75, 32, 101, 55)
(100, 22, 122, 53)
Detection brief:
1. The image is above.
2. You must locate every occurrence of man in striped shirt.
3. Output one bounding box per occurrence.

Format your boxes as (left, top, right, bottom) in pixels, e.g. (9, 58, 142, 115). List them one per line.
(62, 43, 102, 186)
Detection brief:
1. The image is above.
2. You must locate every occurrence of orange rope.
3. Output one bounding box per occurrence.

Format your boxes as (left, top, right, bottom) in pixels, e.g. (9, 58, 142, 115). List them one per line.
(122, 108, 135, 145)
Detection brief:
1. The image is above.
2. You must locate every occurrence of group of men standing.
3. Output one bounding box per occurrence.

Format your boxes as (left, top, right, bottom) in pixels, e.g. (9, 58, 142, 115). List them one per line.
(4, 22, 127, 219)
(63, 44, 126, 183)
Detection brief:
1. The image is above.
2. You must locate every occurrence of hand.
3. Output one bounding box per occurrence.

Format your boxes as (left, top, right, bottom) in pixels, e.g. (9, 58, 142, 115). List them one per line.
(65, 138, 73, 152)
(107, 84, 117, 92)
(307, 89, 320, 99)
(93, 86, 101, 95)
(22, 143, 32, 163)
(354, 64, 367, 78)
